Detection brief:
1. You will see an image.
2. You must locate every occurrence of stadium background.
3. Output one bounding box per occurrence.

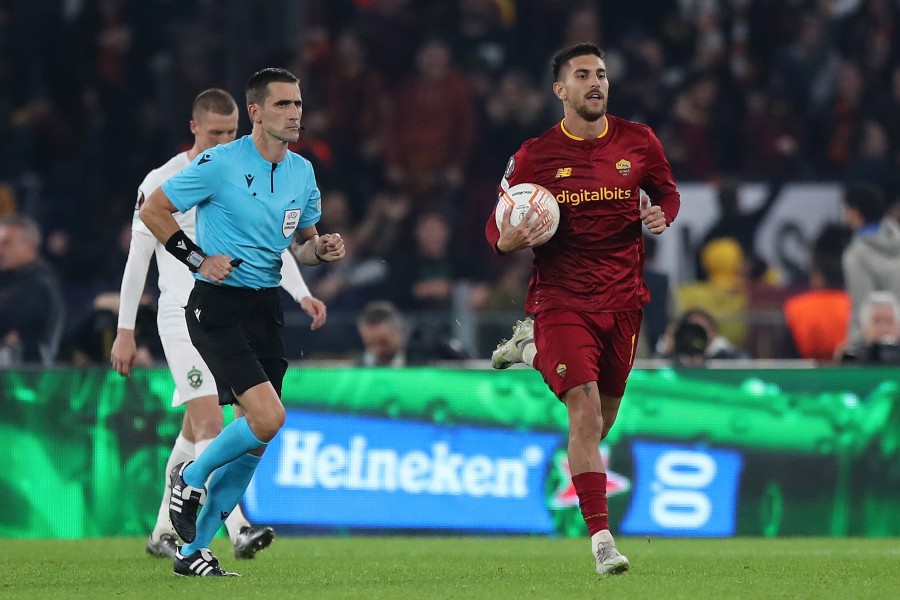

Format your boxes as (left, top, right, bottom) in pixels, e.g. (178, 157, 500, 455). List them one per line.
(2, 0, 899, 539)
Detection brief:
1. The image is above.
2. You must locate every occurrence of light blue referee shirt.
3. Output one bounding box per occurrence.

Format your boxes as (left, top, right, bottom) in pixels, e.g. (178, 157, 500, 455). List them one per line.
(162, 135, 322, 289)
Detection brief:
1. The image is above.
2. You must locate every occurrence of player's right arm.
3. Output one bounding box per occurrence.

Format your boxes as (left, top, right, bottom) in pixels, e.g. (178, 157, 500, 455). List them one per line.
(110, 226, 156, 377)
(141, 154, 235, 284)
(485, 148, 552, 254)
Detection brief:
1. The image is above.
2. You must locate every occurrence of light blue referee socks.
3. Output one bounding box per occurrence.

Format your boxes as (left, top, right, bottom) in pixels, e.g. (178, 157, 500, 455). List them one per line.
(183, 417, 264, 488)
(181, 453, 262, 555)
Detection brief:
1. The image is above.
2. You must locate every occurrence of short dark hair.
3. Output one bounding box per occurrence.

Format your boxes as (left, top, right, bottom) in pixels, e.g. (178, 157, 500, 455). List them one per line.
(843, 182, 886, 225)
(192, 88, 238, 120)
(551, 43, 605, 81)
(357, 300, 405, 331)
(245, 68, 299, 106)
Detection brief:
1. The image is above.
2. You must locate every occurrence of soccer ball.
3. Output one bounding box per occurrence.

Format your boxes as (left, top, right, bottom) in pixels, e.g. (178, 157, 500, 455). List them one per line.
(494, 182, 560, 246)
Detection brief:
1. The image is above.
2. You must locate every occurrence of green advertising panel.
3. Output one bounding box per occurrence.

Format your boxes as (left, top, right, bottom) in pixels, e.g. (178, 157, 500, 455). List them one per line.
(1, 366, 898, 538)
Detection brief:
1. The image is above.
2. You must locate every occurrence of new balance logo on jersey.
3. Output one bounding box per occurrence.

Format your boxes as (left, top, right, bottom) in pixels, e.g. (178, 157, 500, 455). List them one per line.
(555, 167, 572, 178)
(198, 154, 212, 165)
(245, 174, 255, 187)
(194, 308, 202, 321)
(176, 240, 187, 250)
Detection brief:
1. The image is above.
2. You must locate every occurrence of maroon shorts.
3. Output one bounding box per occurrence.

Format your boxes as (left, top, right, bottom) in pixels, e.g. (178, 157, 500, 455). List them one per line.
(533, 308, 642, 400)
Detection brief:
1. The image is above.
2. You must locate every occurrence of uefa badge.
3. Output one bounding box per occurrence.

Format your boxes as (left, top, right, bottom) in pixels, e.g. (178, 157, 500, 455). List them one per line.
(282, 209, 300, 238)
(504, 156, 516, 179)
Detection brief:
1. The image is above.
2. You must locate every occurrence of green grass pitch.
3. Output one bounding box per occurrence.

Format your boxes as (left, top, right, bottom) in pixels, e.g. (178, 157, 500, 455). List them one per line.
(1, 537, 898, 599)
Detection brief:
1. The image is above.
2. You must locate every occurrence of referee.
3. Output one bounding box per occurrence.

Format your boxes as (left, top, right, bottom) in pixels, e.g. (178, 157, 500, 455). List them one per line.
(140, 67, 344, 577)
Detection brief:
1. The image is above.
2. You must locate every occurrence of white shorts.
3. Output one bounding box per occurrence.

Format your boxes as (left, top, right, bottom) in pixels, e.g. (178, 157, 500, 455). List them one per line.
(158, 303, 218, 407)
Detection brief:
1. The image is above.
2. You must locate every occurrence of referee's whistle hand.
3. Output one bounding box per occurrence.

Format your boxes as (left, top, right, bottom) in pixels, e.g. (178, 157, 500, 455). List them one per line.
(198, 254, 236, 284)
(316, 233, 346, 263)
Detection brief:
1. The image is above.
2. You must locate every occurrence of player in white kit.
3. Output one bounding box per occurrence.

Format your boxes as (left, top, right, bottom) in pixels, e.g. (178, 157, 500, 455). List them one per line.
(110, 89, 326, 559)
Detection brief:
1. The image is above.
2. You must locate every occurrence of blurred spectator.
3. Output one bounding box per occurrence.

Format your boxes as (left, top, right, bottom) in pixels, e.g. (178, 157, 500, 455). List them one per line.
(61, 291, 160, 366)
(842, 119, 900, 199)
(678, 237, 748, 350)
(772, 11, 840, 115)
(388, 211, 488, 313)
(661, 71, 721, 180)
(696, 176, 784, 280)
(616, 34, 669, 127)
(317, 28, 393, 204)
(471, 248, 531, 313)
(873, 65, 900, 173)
(354, 0, 422, 87)
(477, 69, 547, 182)
(43, 229, 88, 293)
(443, 0, 518, 96)
(385, 37, 476, 203)
(356, 300, 408, 367)
(389, 211, 456, 311)
(659, 308, 746, 365)
(353, 186, 413, 259)
(840, 183, 900, 347)
(0, 215, 65, 364)
(741, 90, 805, 179)
(783, 223, 853, 361)
(356, 299, 468, 367)
(810, 60, 867, 174)
(835, 0, 897, 86)
(840, 291, 900, 365)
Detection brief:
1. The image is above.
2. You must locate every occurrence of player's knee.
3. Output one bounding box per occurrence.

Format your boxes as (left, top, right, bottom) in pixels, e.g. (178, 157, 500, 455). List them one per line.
(187, 403, 224, 439)
(192, 417, 224, 441)
(568, 406, 604, 445)
(254, 403, 286, 442)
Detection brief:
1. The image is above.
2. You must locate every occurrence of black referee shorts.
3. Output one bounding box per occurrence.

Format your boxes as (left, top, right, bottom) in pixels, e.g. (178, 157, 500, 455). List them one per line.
(185, 281, 288, 405)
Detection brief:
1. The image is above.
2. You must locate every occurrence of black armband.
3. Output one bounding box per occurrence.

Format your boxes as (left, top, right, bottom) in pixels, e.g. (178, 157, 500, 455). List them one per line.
(165, 230, 206, 272)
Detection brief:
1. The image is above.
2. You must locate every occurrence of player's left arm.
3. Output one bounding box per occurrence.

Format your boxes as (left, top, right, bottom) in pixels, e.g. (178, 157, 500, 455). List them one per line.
(279, 248, 327, 330)
(291, 177, 345, 266)
(292, 226, 345, 266)
(640, 127, 681, 235)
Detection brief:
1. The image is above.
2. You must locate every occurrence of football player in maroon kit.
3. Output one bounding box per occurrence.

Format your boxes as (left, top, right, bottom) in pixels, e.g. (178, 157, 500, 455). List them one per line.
(485, 43, 680, 575)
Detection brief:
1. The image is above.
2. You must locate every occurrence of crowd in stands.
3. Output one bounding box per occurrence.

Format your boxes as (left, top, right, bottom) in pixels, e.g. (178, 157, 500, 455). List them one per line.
(1, 0, 900, 365)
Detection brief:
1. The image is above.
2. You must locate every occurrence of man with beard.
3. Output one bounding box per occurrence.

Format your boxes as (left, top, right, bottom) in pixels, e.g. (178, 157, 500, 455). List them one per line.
(485, 43, 681, 576)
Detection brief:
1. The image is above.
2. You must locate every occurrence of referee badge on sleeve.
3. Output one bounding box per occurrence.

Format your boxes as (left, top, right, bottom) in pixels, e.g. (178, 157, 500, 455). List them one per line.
(282, 209, 300, 237)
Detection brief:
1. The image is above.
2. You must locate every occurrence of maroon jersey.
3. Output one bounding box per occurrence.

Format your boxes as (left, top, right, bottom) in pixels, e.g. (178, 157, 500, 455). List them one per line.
(485, 115, 680, 314)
